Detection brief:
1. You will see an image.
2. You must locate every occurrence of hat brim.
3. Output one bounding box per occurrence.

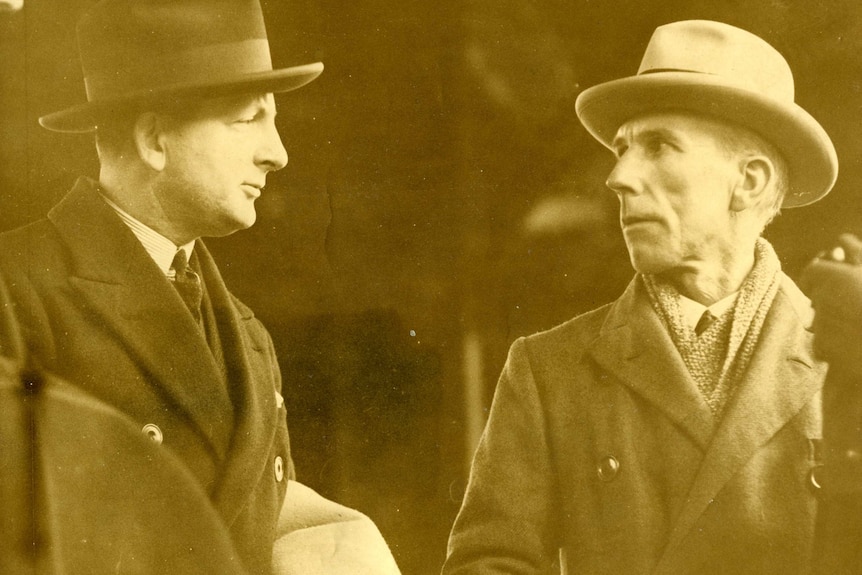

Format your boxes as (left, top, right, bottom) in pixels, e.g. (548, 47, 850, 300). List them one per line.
(39, 61, 324, 134)
(575, 71, 838, 208)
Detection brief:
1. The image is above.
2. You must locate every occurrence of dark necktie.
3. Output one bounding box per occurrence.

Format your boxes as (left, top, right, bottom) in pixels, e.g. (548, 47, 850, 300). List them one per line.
(694, 309, 717, 336)
(170, 249, 202, 322)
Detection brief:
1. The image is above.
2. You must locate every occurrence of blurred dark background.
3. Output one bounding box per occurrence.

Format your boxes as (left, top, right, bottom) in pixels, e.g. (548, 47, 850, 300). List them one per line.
(2, 1, 861, 573)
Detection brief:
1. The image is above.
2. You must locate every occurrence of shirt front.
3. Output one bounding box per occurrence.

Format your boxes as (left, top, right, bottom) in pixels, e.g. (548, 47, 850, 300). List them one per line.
(678, 292, 738, 333)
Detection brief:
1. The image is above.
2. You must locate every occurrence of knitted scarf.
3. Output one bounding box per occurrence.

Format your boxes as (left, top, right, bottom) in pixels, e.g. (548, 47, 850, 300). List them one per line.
(642, 238, 781, 418)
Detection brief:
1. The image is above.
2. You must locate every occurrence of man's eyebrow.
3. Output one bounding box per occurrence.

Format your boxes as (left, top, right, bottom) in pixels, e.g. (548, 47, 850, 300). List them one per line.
(636, 126, 679, 142)
(613, 126, 680, 149)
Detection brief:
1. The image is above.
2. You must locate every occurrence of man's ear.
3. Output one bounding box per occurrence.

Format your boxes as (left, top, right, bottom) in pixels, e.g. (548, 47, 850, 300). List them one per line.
(730, 155, 773, 212)
(133, 112, 168, 172)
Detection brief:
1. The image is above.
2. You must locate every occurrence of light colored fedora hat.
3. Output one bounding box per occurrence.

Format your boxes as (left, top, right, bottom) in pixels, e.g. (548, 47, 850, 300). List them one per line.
(40, 0, 324, 133)
(575, 20, 837, 208)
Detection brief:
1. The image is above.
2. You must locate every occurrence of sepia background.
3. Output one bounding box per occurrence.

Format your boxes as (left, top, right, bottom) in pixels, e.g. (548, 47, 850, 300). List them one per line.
(2, 1, 861, 572)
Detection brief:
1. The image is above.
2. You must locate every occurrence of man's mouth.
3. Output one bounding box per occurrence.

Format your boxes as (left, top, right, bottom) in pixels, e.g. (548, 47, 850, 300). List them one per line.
(622, 215, 655, 227)
(242, 183, 263, 198)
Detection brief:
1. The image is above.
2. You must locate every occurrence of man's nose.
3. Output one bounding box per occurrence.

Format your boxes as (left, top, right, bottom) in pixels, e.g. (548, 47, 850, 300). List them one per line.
(256, 121, 288, 171)
(605, 153, 639, 196)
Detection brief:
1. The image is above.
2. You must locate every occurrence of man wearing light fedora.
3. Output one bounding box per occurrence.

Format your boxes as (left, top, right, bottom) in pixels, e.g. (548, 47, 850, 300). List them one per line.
(443, 20, 837, 574)
(0, 1, 400, 573)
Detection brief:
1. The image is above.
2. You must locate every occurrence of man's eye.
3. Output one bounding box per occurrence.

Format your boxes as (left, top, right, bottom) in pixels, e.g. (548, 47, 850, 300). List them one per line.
(236, 112, 262, 125)
(645, 138, 670, 155)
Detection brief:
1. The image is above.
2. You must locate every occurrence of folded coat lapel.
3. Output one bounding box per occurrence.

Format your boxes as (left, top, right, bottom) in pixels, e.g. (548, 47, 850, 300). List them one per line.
(194, 244, 278, 527)
(50, 180, 234, 459)
(658, 284, 826, 567)
(588, 278, 716, 450)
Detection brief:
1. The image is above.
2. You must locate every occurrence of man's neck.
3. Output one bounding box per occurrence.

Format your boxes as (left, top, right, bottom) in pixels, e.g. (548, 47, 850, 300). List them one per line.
(662, 249, 756, 306)
(99, 175, 194, 246)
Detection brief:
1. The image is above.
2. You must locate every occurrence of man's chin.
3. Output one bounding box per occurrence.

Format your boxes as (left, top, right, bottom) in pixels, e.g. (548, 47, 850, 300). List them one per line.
(628, 254, 674, 276)
(204, 214, 257, 238)
(230, 208, 257, 231)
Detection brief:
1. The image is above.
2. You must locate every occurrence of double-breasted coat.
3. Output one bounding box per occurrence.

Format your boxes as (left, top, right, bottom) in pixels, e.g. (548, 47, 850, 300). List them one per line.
(0, 178, 291, 574)
(443, 274, 825, 574)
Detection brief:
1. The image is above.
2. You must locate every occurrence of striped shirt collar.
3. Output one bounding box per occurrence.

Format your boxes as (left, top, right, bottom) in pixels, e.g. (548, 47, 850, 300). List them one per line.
(100, 194, 196, 275)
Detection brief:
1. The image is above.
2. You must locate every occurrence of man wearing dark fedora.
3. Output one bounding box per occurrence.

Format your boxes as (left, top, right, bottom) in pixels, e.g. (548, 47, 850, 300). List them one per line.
(0, 1, 400, 573)
(443, 20, 837, 574)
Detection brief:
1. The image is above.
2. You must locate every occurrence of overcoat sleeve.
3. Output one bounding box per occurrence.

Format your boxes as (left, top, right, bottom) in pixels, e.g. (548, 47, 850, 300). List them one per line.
(443, 337, 561, 574)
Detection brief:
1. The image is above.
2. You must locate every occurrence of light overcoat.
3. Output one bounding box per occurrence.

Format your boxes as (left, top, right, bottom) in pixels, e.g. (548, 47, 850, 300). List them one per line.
(0, 178, 291, 574)
(444, 274, 825, 574)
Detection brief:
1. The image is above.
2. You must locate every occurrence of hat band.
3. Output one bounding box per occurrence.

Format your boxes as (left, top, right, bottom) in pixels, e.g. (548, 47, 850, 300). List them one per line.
(84, 39, 273, 102)
(639, 68, 703, 75)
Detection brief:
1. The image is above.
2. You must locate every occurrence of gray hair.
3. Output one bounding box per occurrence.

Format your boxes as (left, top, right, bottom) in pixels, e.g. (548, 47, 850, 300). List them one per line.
(711, 118, 789, 228)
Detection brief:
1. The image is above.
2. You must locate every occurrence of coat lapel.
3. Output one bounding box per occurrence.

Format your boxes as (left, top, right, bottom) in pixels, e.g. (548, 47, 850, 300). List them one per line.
(588, 277, 716, 450)
(49, 179, 234, 458)
(194, 244, 279, 527)
(658, 276, 826, 566)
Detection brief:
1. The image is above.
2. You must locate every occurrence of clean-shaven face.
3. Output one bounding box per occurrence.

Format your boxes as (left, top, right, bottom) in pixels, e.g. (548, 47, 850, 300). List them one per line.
(606, 111, 743, 275)
(156, 92, 288, 240)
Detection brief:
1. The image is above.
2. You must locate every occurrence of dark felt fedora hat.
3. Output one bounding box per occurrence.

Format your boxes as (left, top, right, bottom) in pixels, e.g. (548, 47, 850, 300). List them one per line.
(39, 0, 324, 133)
(576, 20, 837, 208)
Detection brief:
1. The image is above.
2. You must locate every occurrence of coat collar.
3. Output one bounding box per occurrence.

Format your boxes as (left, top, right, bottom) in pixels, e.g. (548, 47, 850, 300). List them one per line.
(49, 178, 279, 525)
(588, 276, 717, 450)
(195, 243, 279, 527)
(588, 272, 824, 568)
(47, 178, 250, 464)
(657, 274, 825, 567)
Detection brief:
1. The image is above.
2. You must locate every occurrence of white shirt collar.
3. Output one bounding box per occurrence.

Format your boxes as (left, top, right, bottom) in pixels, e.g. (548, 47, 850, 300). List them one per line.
(101, 194, 195, 275)
(678, 292, 738, 332)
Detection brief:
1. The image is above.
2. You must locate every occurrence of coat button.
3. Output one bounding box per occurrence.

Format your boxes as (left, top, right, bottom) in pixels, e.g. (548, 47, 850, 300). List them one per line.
(597, 455, 620, 482)
(274, 456, 285, 482)
(141, 423, 163, 445)
(808, 464, 824, 493)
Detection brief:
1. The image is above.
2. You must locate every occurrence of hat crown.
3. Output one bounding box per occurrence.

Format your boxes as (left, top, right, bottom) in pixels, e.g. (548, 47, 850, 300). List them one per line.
(638, 20, 795, 104)
(76, 0, 273, 102)
(39, 0, 324, 133)
(575, 19, 837, 208)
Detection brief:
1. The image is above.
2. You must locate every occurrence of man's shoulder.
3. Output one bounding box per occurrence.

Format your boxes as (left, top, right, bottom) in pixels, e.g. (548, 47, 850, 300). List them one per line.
(0, 218, 65, 271)
(0, 217, 57, 245)
(776, 271, 815, 327)
(534, 302, 614, 340)
(519, 299, 618, 361)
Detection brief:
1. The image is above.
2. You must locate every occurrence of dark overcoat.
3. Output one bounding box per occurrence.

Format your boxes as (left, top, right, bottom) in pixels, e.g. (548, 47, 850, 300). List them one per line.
(0, 178, 291, 574)
(444, 274, 825, 574)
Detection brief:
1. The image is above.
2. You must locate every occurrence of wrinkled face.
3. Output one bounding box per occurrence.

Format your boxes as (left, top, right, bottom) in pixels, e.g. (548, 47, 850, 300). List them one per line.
(606, 111, 743, 275)
(156, 92, 288, 240)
